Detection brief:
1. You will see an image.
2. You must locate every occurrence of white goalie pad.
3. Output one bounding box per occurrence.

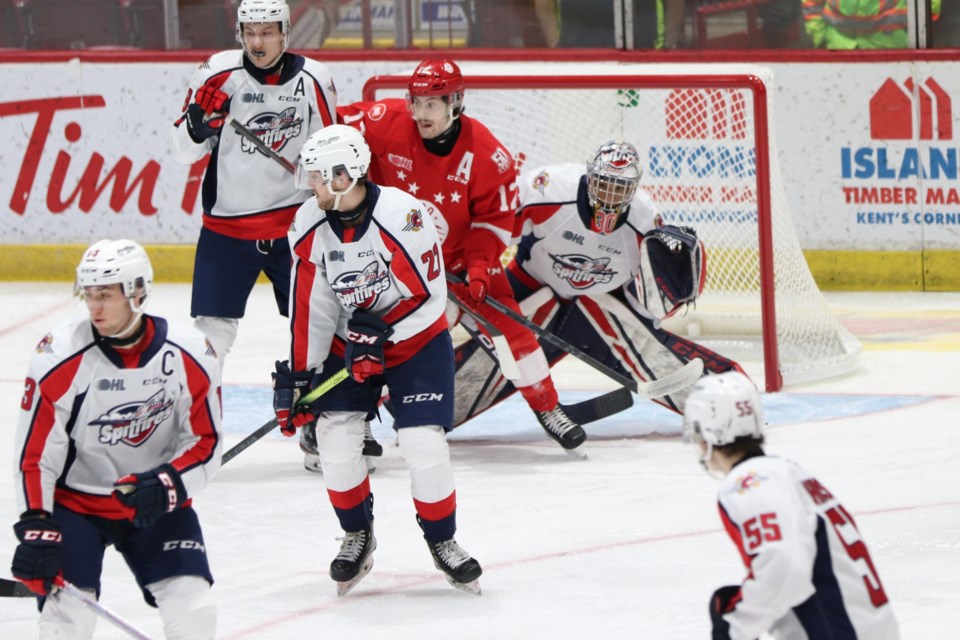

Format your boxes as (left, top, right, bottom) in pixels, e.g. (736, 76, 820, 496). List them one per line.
(628, 226, 706, 325)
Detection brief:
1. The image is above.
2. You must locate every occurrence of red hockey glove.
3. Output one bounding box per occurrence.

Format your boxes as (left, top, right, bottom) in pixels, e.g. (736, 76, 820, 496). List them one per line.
(466, 260, 492, 303)
(272, 360, 317, 436)
(344, 311, 394, 383)
(114, 464, 187, 529)
(11, 513, 62, 595)
(195, 83, 229, 115)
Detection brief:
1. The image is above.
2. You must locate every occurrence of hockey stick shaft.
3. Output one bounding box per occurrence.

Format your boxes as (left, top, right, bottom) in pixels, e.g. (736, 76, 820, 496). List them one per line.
(221, 368, 350, 465)
(225, 114, 297, 175)
(448, 291, 522, 380)
(54, 577, 153, 640)
(446, 273, 703, 398)
(0, 576, 34, 597)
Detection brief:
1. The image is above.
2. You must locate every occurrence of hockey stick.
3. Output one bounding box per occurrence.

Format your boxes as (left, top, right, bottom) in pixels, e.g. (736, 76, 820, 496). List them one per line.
(54, 577, 153, 639)
(0, 576, 34, 598)
(221, 367, 350, 465)
(448, 291, 522, 380)
(445, 273, 703, 399)
(224, 114, 297, 174)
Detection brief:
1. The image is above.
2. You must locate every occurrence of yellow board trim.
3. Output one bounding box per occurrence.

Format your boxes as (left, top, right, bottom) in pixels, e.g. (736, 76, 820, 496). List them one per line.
(0, 245, 957, 291)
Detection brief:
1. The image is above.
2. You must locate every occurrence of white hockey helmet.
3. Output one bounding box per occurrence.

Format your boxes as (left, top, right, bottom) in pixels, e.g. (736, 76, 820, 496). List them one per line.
(76, 239, 153, 313)
(297, 125, 371, 208)
(586, 141, 642, 234)
(683, 371, 764, 469)
(236, 0, 291, 55)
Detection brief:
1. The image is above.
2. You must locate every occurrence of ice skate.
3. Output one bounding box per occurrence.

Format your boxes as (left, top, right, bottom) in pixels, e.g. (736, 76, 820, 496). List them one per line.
(426, 538, 482, 595)
(330, 529, 376, 596)
(535, 405, 587, 457)
(362, 421, 383, 457)
(300, 423, 324, 474)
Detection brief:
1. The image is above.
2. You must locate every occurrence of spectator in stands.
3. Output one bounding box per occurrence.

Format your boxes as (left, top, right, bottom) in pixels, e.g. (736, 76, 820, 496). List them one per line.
(803, 0, 941, 49)
(535, 0, 685, 49)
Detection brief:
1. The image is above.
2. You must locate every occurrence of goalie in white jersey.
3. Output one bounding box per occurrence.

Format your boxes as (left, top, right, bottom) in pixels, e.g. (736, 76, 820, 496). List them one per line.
(170, 0, 337, 364)
(271, 125, 482, 596)
(683, 372, 899, 640)
(11, 240, 222, 639)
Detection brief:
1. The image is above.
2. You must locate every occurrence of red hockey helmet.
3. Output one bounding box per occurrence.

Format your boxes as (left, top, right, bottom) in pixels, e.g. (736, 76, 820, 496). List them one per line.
(407, 59, 465, 118)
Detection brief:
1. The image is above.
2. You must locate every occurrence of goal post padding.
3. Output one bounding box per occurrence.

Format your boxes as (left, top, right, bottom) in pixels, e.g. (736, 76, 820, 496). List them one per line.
(363, 62, 860, 391)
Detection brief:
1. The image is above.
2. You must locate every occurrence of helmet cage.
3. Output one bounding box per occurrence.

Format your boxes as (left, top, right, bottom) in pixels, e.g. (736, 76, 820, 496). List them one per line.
(586, 141, 642, 232)
(75, 239, 154, 316)
(236, 0, 290, 59)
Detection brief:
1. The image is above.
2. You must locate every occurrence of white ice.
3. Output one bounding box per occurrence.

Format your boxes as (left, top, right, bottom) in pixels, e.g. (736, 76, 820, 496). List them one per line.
(0, 283, 957, 639)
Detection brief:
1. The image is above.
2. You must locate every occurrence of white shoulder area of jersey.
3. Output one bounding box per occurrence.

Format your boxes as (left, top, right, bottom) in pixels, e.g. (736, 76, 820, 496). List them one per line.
(199, 50, 244, 76)
(27, 315, 94, 369)
(375, 185, 429, 232)
(300, 55, 334, 79)
(290, 198, 326, 239)
(521, 163, 584, 203)
(625, 185, 661, 230)
(718, 455, 789, 505)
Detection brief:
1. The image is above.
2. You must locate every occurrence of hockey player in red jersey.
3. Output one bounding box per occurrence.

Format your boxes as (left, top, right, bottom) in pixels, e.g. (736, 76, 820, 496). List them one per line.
(11, 240, 221, 639)
(337, 59, 585, 452)
(272, 125, 482, 596)
(683, 372, 900, 640)
(170, 0, 337, 365)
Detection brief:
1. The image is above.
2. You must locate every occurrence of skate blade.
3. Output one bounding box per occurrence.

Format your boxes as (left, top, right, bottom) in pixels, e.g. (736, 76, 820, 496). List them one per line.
(444, 574, 482, 595)
(335, 557, 374, 597)
(562, 447, 588, 461)
(303, 453, 323, 474)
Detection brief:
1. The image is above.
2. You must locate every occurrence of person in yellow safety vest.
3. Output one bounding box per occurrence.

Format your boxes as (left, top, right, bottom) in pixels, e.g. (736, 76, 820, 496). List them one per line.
(803, 0, 941, 49)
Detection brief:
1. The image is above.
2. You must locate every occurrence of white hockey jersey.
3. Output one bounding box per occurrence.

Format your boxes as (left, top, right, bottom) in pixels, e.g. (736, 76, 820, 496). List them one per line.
(13, 316, 222, 521)
(514, 163, 660, 300)
(718, 456, 899, 640)
(289, 183, 448, 372)
(171, 50, 337, 240)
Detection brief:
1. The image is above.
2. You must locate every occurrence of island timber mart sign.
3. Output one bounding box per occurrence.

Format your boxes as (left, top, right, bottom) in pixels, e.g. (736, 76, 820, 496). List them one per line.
(842, 77, 960, 228)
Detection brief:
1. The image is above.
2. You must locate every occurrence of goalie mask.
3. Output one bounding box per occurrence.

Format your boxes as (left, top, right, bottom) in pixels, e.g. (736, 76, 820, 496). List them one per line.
(683, 372, 764, 473)
(586, 141, 642, 234)
(76, 239, 153, 336)
(407, 59, 465, 121)
(236, 0, 290, 64)
(297, 125, 371, 212)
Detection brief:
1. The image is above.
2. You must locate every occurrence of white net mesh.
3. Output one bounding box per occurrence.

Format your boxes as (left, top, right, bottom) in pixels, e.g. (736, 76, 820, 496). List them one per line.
(367, 63, 860, 389)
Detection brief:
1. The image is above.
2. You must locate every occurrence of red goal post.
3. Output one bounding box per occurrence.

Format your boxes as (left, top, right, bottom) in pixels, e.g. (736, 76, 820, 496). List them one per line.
(362, 63, 860, 392)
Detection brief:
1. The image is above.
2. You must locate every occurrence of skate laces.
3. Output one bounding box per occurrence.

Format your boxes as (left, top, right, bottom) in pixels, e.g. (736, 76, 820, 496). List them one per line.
(538, 407, 578, 436)
(335, 531, 369, 561)
(433, 539, 472, 569)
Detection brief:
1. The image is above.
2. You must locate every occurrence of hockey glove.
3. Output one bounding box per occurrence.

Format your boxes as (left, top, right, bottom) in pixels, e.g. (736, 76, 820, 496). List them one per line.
(114, 463, 187, 529)
(709, 585, 741, 640)
(195, 83, 229, 115)
(344, 310, 394, 383)
(466, 260, 493, 303)
(184, 103, 225, 144)
(11, 512, 62, 595)
(272, 360, 318, 436)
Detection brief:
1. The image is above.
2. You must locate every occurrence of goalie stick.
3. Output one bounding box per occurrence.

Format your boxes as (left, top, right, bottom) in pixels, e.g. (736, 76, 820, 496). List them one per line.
(221, 367, 350, 465)
(447, 290, 522, 380)
(225, 114, 297, 174)
(445, 273, 703, 399)
(54, 577, 153, 640)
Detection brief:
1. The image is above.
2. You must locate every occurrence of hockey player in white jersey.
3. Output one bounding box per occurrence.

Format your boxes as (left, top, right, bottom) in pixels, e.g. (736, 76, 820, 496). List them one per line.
(10, 240, 222, 640)
(452, 140, 741, 424)
(170, 0, 337, 364)
(272, 125, 482, 595)
(683, 372, 899, 640)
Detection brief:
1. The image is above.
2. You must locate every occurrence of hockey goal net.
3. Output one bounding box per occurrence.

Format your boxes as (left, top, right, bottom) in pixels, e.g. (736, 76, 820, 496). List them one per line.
(363, 62, 860, 391)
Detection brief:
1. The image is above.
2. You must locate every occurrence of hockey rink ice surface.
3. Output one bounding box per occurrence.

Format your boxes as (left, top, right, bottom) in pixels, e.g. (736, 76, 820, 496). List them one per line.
(0, 283, 957, 639)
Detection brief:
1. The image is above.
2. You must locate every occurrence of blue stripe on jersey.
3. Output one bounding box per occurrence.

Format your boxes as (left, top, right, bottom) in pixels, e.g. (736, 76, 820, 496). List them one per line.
(793, 517, 858, 639)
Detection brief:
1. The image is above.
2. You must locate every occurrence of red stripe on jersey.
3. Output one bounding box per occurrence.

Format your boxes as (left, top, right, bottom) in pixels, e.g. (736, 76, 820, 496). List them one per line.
(413, 490, 457, 521)
(20, 355, 84, 512)
(327, 475, 371, 510)
(507, 261, 543, 293)
(719, 501, 754, 568)
(376, 227, 431, 326)
(291, 232, 318, 371)
(384, 315, 446, 367)
(313, 81, 335, 128)
(202, 205, 299, 240)
(56, 487, 193, 521)
(520, 203, 563, 227)
(169, 351, 219, 473)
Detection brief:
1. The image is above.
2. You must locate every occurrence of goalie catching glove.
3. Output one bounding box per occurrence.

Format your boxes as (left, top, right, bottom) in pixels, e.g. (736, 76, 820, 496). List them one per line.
(629, 225, 706, 323)
(113, 464, 187, 528)
(11, 512, 62, 595)
(344, 310, 394, 383)
(272, 360, 318, 435)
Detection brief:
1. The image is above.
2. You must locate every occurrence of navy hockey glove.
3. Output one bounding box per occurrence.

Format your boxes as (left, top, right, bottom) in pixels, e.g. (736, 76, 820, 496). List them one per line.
(272, 360, 317, 436)
(195, 83, 228, 115)
(709, 585, 741, 640)
(11, 512, 62, 595)
(344, 311, 394, 383)
(184, 103, 225, 143)
(114, 463, 187, 528)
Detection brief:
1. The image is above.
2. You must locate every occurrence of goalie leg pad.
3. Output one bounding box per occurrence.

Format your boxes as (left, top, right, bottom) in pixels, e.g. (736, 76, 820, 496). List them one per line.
(39, 587, 98, 640)
(148, 575, 217, 640)
(628, 225, 706, 324)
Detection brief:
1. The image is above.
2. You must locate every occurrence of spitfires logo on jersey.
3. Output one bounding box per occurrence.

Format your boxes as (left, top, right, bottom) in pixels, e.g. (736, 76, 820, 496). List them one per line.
(91, 389, 175, 447)
(532, 171, 550, 196)
(549, 253, 616, 289)
(242, 107, 303, 157)
(331, 261, 392, 308)
(731, 471, 769, 495)
(404, 209, 424, 232)
(35, 333, 54, 354)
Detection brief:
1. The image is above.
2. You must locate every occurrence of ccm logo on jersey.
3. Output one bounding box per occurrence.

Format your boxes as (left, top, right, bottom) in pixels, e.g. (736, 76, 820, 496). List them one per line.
(401, 393, 444, 403)
(24, 530, 62, 542)
(162, 540, 206, 553)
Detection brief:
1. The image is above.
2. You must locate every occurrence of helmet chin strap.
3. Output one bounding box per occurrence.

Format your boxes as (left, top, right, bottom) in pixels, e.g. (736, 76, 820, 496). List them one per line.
(106, 299, 146, 341)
